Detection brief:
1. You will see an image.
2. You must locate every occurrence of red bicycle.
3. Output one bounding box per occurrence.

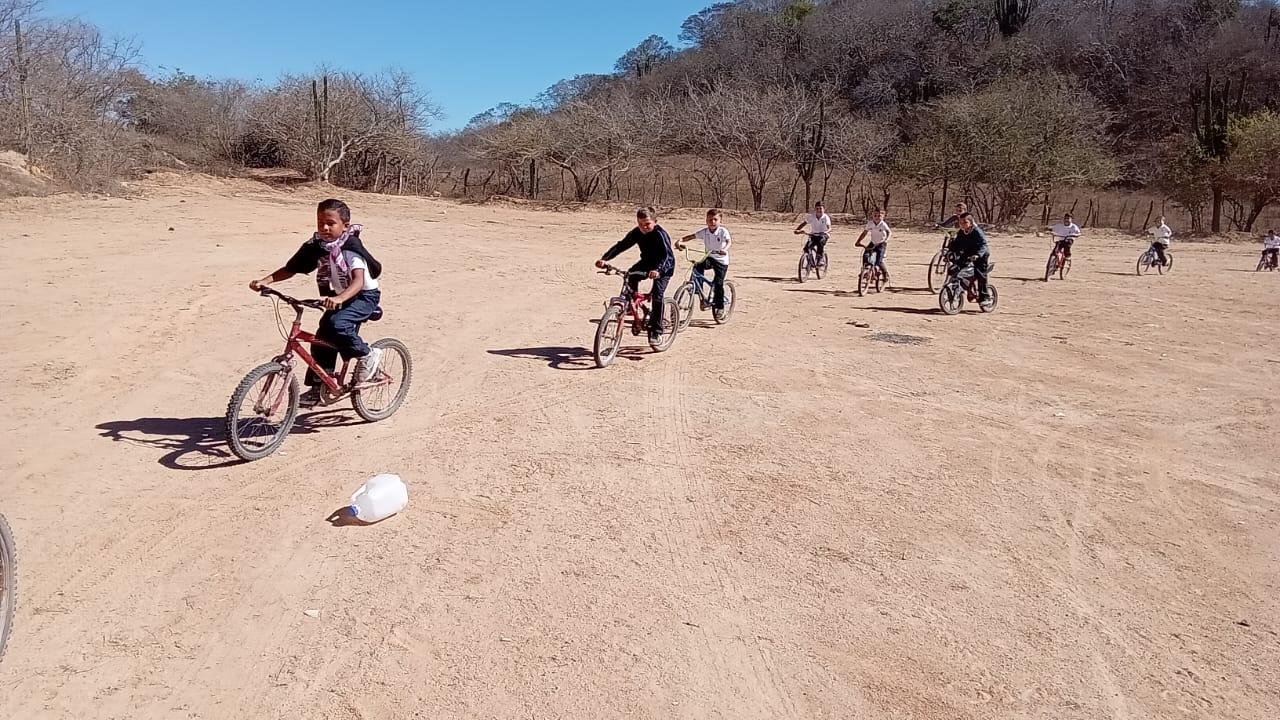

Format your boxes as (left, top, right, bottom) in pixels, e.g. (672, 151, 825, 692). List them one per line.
(592, 264, 678, 368)
(1044, 237, 1073, 281)
(225, 287, 412, 461)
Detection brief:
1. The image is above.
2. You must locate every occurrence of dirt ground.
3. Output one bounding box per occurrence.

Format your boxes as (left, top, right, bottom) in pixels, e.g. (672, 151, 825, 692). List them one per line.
(1, 177, 1277, 720)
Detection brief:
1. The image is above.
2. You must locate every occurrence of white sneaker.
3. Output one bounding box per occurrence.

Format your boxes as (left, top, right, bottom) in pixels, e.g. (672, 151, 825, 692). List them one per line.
(357, 347, 383, 383)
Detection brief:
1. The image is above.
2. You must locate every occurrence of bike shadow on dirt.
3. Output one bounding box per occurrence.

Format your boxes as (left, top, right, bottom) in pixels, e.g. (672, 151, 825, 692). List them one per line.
(96, 409, 363, 471)
(785, 288, 858, 297)
(860, 306, 944, 315)
(738, 275, 797, 283)
(487, 345, 644, 370)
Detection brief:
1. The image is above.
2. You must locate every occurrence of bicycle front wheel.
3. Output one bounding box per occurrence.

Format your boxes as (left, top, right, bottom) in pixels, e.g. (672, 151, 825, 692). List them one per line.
(857, 267, 871, 296)
(594, 304, 625, 368)
(797, 253, 811, 283)
(353, 338, 412, 422)
(1044, 253, 1057, 282)
(1136, 252, 1151, 276)
(0, 513, 15, 664)
(225, 361, 299, 461)
(928, 251, 947, 292)
(672, 282, 696, 332)
(939, 282, 964, 315)
(1061, 257, 1071, 279)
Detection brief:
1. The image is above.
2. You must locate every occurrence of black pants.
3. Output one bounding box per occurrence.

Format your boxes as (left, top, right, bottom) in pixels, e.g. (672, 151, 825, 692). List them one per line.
(1055, 239, 1073, 258)
(307, 289, 380, 387)
(806, 233, 829, 260)
(627, 268, 671, 333)
(692, 257, 728, 309)
(1150, 243, 1168, 265)
(1264, 248, 1278, 265)
(970, 255, 991, 297)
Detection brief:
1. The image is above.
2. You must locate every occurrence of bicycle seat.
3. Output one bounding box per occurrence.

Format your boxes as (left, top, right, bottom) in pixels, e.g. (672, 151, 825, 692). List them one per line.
(370, 306, 383, 322)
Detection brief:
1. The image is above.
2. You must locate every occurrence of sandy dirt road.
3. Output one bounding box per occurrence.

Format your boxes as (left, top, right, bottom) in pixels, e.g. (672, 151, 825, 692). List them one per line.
(0, 178, 1277, 719)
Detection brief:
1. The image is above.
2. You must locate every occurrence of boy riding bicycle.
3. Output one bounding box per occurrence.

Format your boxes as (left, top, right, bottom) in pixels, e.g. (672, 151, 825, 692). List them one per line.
(1146, 216, 1173, 267)
(249, 199, 383, 408)
(1049, 212, 1081, 259)
(794, 201, 832, 264)
(855, 208, 892, 286)
(595, 207, 675, 342)
(1262, 229, 1280, 267)
(676, 208, 731, 313)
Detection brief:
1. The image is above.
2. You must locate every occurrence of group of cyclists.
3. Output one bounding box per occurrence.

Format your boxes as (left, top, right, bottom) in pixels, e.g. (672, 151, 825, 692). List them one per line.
(588, 199, 1276, 339)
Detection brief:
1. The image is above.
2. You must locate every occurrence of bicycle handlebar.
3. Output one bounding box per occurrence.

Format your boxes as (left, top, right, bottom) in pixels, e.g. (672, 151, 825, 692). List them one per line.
(258, 286, 326, 310)
(598, 264, 651, 278)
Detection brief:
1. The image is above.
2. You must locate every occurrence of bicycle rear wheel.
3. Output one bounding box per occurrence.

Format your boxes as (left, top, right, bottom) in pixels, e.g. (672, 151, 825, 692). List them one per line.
(714, 281, 737, 324)
(1159, 252, 1172, 274)
(672, 282, 696, 332)
(594, 304, 625, 368)
(649, 298, 679, 352)
(226, 361, 299, 461)
(352, 338, 412, 422)
(0, 513, 15, 664)
(979, 284, 998, 313)
(816, 252, 829, 279)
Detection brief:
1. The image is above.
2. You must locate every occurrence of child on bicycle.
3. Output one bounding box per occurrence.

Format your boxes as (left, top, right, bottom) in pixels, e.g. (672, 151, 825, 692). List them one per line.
(949, 213, 992, 302)
(855, 208, 892, 286)
(1146, 215, 1173, 267)
(595, 207, 675, 342)
(794, 201, 832, 264)
(676, 208, 731, 313)
(937, 202, 968, 230)
(1262, 229, 1280, 266)
(1049, 212, 1081, 259)
(249, 198, 383, 407)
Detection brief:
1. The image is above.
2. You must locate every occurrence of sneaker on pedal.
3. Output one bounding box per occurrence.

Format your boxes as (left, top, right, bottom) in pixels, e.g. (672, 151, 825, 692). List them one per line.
(648, 328, 662, 342)
(299, 387, 322, 408)
(357, 347, 383, 383)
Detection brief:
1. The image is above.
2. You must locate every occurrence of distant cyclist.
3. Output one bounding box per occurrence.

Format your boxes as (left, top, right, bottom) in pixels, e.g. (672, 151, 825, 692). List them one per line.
(794, 201, 833, 265)
(1048, 212, 1082, 261)
(937, 201, 968, 230)
(1146, 215, 1173, 267)
(1262, 229, 1280, 268)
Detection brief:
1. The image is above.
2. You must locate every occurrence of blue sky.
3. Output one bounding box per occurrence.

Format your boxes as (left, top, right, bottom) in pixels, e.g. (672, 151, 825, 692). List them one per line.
(42, 0, 707, 130)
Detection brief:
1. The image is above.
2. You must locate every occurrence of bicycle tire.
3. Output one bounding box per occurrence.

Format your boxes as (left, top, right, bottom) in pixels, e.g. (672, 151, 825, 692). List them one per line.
(0, 513, 15, 664)
(979, 284, 998, 313)
(816, 252, 829, 279)
(1044, 253, 1057, 282)
(672, 282, 696, 332)
(1136, 252, 1151, 276)
(714, 281, 736, 324)
(1061, 257, 1071, 279)
(939, 283, 964, 315)
(1159, 252, 1172, 274)
(928, 251, 946, 293)
(649, 298, 678, 352)
(594, 303, 625, 368)
(875, 268, 884, 293)
(797, 252, 811, 283)
(225, 361, 299, 461)
(1259, 257, 1266, 272)
(857, 266, 871, 296)
(352, 338, 413, 422)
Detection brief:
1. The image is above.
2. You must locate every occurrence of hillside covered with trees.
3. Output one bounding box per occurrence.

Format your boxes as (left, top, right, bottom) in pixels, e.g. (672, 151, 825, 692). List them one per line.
(2, 0, 1279, 231)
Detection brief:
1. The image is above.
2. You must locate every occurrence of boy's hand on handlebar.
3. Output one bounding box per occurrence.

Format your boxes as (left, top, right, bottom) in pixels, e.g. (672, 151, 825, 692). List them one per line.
(594, 259, 606, 269)
(793, 229, 804, 235)
(321, 297, 342, 311)
(249, 279, 264, 291)
(647, 270, 659, 279)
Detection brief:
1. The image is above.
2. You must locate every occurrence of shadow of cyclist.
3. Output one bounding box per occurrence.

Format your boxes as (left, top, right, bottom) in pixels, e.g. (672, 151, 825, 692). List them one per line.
(96, 410, 363, 471)
(487, 346, 644, 370)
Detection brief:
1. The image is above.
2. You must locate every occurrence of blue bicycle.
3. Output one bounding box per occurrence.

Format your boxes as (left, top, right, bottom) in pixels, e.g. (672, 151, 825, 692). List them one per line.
(672, 248, 737, 332)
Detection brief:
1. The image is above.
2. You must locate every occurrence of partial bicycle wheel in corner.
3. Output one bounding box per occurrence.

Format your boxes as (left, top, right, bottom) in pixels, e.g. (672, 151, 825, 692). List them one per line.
(352, 338, 412, 422)
(0, 512, 15, 663)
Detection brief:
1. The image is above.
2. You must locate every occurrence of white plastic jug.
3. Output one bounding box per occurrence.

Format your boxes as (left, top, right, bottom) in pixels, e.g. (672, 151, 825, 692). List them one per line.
(349, 473, 408, 522)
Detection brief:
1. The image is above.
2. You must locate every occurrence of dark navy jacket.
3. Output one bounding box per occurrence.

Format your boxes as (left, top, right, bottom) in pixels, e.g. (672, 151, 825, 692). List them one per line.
(601, 224, 675, 277)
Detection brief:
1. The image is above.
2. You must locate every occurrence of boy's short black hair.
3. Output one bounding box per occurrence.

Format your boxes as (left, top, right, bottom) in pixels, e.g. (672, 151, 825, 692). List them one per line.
(318, 198, 351, 223)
